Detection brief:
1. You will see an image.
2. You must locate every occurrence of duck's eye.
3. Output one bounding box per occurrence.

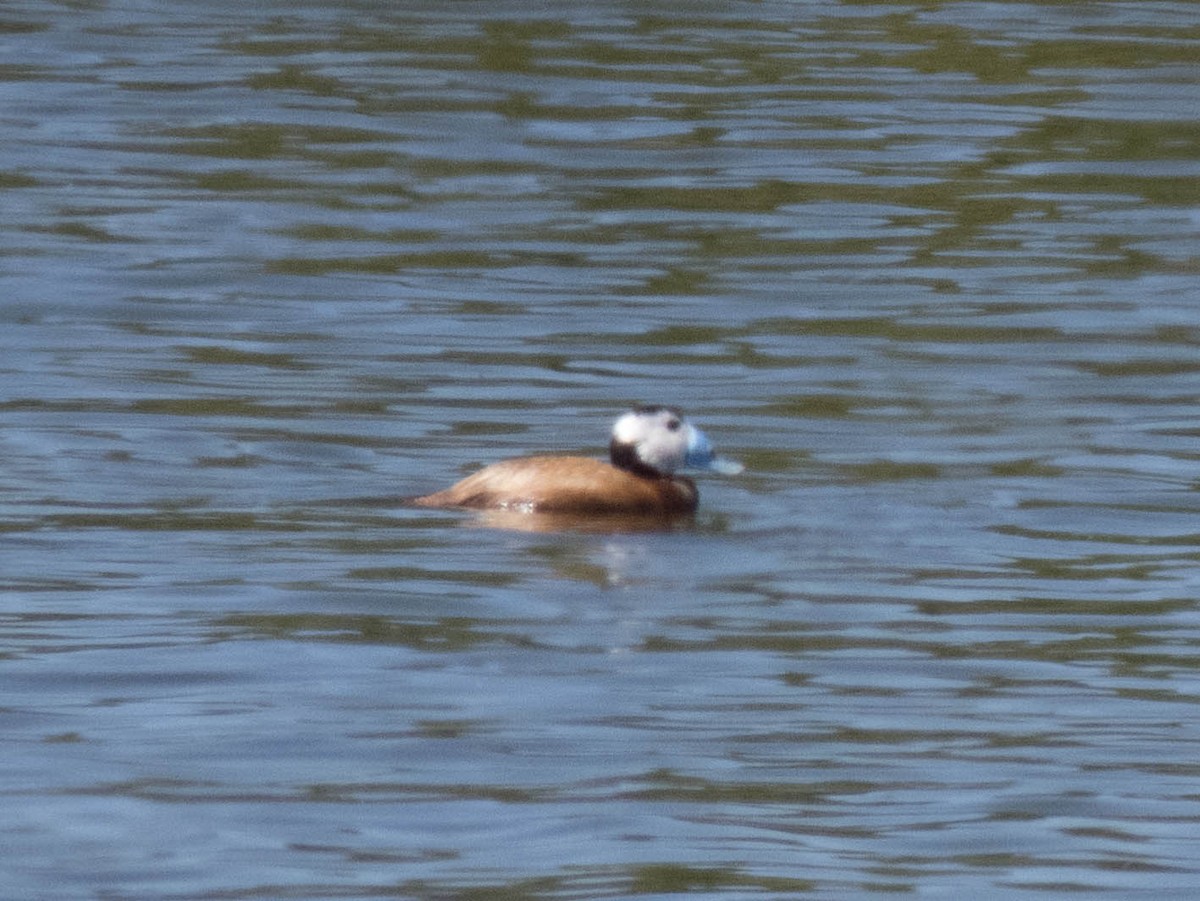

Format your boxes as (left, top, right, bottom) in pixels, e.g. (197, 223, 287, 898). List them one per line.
(666, 418, 681, 432)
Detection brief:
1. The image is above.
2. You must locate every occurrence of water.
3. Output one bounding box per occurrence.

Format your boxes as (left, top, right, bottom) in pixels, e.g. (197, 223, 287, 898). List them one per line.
(2, 0, 1200, 897)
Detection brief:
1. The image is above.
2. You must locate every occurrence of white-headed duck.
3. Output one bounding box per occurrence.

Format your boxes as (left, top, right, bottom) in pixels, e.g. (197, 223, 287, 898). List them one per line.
(414, 406, 742, 516)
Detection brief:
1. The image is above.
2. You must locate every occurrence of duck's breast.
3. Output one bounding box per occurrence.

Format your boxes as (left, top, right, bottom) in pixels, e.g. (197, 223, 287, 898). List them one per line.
(413, 456, 697, 514)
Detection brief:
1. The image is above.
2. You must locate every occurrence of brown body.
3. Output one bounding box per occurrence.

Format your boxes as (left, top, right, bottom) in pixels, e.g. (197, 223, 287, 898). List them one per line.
(413, 455, 699, 515)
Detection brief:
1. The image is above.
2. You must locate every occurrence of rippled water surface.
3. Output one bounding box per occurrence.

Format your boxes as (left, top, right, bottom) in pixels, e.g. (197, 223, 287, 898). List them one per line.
(3, 1, 1200, 897)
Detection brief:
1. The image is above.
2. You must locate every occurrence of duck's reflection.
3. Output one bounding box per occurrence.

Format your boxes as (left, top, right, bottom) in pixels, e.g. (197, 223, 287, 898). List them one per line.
(464, 506, 696, 534)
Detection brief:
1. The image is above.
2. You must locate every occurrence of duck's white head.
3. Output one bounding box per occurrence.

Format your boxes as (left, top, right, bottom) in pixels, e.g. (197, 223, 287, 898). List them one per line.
(609, 406, 743, 478)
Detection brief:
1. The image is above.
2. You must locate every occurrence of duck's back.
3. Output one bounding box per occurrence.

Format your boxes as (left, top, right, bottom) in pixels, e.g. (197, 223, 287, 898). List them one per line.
(413, 456, 697, 515)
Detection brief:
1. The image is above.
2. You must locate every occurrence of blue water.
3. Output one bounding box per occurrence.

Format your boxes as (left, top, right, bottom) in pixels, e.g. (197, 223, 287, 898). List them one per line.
(2, 1, 1200, 897)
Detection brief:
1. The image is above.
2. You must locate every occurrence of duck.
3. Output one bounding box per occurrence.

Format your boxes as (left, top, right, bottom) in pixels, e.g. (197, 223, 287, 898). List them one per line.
(413, 406, 742, 516)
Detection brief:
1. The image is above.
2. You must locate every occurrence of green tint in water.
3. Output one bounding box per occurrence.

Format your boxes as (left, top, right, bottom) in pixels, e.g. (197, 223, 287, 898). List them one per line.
(2, 2, 1200, 899)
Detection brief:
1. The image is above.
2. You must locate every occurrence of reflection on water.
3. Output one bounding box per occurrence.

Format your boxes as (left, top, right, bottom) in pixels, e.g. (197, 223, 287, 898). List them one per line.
(456, 507, 702, 534)
(2, 0, 1200, 897)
